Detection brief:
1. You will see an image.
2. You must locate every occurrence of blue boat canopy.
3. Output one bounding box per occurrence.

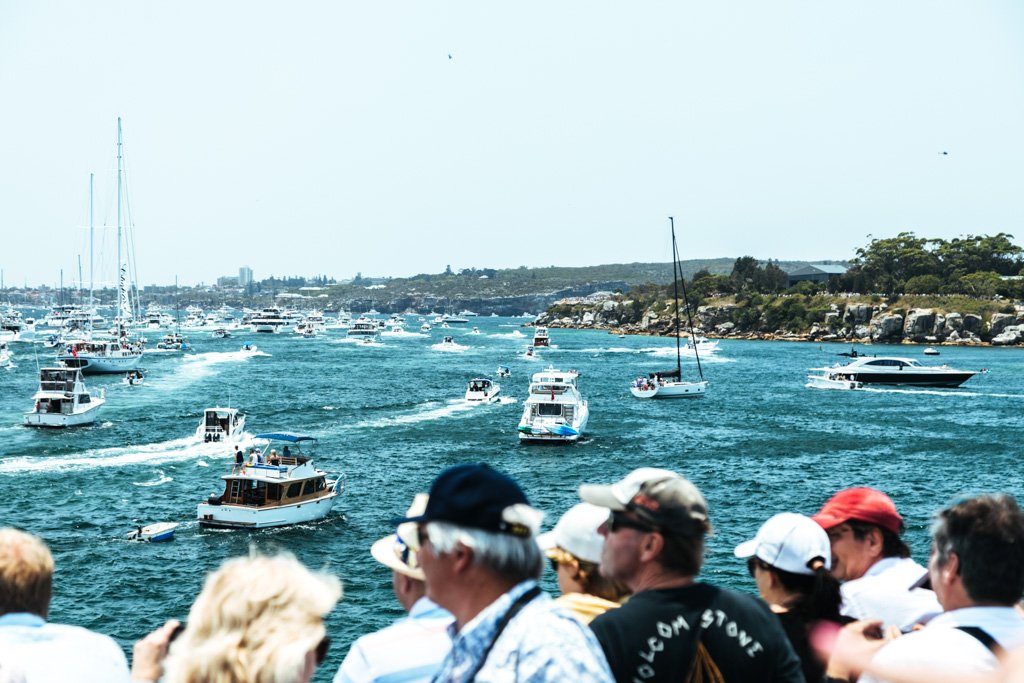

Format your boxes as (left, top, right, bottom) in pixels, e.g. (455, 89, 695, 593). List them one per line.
(252, 432, 316, 443)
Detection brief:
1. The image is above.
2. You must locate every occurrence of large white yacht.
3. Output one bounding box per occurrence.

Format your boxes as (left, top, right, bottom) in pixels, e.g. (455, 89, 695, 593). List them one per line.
(58, 335, 144, 374)
(249, 307, 289, 333)
(517, 368, 589, 443)
(197, 433, 344, 529)
(24, 366, 105, 427)
(808, 355, 976, 388)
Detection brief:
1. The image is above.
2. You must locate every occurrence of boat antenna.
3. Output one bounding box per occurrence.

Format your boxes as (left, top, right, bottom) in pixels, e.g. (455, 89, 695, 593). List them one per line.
(670, 217, 705, 382)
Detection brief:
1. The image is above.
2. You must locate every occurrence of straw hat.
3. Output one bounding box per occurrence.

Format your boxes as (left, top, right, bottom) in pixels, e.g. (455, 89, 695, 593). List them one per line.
(370, 494, 429, 581)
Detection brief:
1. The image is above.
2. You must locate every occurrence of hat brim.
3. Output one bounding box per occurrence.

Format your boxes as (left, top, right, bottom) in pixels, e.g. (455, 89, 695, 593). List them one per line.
(390, 514, 428, 526)
(810, 512, 844, 530)
(536, 529, 558, 552)
(733, 538, 758, 559)
(370, 534, 425, 581)
(579, 483, 628, 511)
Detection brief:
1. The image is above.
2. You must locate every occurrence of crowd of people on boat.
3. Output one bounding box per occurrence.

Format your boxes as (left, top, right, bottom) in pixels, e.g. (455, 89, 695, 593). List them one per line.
(2, 464, 1023, 683)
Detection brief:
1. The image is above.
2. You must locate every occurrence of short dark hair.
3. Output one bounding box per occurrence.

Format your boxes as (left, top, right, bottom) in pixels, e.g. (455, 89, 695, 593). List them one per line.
(657, 521, 710, 577)
(932, 494, 1024, 605)
(847, 519, 910, 558)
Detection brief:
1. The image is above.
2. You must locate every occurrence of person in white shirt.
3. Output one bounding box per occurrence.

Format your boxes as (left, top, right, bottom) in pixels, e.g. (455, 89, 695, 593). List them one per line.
(0, 528, 131, 683)
(333, 494, 453, 683)
(826, 493, 1024, 683)
(812, 487, 941, 630)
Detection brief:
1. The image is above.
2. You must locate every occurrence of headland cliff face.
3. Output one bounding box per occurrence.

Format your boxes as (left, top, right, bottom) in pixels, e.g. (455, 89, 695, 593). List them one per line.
(533, 295, 1024, 347)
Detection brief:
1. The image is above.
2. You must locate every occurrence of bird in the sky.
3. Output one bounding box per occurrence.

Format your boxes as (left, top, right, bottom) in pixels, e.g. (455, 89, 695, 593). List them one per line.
(939, 151, 948, 155)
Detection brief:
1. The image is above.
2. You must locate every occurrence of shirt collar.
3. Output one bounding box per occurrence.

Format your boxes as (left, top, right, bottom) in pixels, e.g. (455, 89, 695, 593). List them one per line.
(446, 579, 538, 642)
(0, 613, 46, 628)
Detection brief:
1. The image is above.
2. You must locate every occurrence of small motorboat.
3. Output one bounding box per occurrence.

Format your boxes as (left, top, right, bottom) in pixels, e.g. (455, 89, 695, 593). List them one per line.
(923, 347, 940, 356)
(465, 378, 501, 403)
(496, 365, 511, 378)
(240, 343, 259, 354)
(127, 522, 179, 542)
(470, 326, 480, 335)
(196, 407, 246, 443)
(123, 369, 145, 386)
(806, 372, 863, 391)
(524, 345, 535, 358)
(211, 328, 231, 339)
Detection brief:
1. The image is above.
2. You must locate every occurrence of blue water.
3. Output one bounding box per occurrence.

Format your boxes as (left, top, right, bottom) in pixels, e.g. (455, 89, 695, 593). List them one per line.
(2, 318, 1022, 680)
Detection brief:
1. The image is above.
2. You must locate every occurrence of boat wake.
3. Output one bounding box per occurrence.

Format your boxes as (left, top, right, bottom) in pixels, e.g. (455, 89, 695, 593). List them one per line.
(0, 436, 232, 475)
(355, 400, 477, 428)
(133, 470, 172, 487)
(859, 387, 1024, 398)
(496, 397, 518, 405)
(431, 343, 469, 352)
(490, 331, 526, 339)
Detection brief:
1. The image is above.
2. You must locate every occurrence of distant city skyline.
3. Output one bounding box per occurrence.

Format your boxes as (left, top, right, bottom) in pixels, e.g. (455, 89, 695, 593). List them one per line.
(2, 2, 1022, 287)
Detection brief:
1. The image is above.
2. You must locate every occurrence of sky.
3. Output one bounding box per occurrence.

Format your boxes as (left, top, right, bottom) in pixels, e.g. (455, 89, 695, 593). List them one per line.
(2, 1, 1023, 288)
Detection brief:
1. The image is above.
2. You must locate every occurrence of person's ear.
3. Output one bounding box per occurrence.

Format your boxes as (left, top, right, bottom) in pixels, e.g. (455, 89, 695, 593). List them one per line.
(639, 531, 664, 562)
(452, 543, 473, 573)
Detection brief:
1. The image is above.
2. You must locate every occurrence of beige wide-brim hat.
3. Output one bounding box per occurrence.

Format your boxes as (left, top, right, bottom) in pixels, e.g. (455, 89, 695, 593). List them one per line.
(370, 493, 428, 581)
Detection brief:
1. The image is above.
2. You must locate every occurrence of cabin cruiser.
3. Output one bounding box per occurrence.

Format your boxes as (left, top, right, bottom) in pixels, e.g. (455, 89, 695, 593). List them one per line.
(211, 328, 231, 339)
(496, 365, 511, 378)
(809, 356, 975, 388)
(250, 307, 289, 333)
(197, 433, 344, 529)
(24, 366, 105, 427)
(683, 336, 720, 355)
(532, 327, 550, 347)
(432, 335, 464, 351)
(197, 407, 246, 443)
(123, 369, 145, 386)
(465, 378, 501, 403)
(58, 334, 143, 374)
(923, 347, 940, 356)
(156, 332, 190, 350)
(346, 318, 379, 339)
(517, 368, 589, 443)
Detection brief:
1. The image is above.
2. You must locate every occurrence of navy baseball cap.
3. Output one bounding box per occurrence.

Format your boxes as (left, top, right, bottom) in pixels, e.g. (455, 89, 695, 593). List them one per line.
(392, 463, 536, 537)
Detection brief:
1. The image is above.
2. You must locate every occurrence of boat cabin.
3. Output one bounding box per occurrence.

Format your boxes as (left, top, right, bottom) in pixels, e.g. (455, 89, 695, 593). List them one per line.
(33, 367, 93, 414)
(532, 327, 550, 347)
(210, 463, 330, 508)
(200, 407, 244, 442)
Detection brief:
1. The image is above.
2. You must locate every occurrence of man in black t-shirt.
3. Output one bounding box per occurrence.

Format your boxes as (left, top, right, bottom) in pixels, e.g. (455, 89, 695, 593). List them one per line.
(582, 468, 804, 683)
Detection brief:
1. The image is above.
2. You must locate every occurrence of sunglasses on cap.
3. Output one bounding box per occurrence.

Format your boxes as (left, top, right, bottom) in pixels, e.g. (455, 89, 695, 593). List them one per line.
(606, 510, 658, 534)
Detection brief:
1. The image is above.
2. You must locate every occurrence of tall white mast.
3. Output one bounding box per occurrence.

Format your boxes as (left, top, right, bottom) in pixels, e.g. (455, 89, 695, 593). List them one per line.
(116, 117, 128, 324)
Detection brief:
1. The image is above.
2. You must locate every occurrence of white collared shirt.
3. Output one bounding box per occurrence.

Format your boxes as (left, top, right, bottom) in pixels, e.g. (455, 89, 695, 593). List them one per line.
(841, 557, 942, 630)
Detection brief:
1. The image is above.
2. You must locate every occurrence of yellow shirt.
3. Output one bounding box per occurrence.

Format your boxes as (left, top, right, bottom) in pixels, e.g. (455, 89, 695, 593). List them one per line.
(555, 592, 622, 624)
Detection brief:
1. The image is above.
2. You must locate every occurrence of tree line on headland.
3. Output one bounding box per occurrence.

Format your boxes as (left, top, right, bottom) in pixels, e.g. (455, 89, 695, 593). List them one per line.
(538, 232, 1024, 347)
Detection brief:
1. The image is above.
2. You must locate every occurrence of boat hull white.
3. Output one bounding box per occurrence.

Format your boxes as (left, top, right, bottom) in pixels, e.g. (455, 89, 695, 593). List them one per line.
(806, 374, 863, 391)
(197, 490, 340, 529)
(517, 408, 589, 443)
(630, 381, 707, 399)
(58, 353, 141, 374)
(24, 400, 105, 427)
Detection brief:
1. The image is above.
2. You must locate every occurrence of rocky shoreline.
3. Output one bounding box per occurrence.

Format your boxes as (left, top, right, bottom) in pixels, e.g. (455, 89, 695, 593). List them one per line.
(532, 299, 1024, 347)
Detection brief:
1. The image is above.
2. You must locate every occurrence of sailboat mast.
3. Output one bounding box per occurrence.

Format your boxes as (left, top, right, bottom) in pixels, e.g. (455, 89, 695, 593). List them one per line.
(672, 217, 705, 382)
(89, 172, 94, 311)
(669, 217, 682, 375)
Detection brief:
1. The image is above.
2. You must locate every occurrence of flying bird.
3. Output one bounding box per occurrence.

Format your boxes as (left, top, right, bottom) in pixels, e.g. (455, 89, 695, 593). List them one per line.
(939, 151, 948, 155)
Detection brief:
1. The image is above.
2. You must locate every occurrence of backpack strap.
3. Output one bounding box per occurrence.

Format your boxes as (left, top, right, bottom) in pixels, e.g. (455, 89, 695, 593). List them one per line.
(956, 626, 1005, 658)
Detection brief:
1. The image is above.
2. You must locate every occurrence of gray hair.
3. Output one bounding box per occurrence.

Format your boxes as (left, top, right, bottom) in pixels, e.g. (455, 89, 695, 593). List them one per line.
(426, 522, 543, 582)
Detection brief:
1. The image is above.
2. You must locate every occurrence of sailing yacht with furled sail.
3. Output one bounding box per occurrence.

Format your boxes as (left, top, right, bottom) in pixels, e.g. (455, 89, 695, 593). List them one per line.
(630, 217, 707, 399)
(58, 119, 144, 374)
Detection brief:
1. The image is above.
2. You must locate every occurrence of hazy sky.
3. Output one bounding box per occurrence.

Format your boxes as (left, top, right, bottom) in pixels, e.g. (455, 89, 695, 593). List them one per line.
(2, 1, 1023, 287)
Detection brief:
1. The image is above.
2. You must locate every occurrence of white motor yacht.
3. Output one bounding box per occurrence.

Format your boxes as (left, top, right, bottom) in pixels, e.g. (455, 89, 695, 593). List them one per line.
(465, 378, 501, 403)
(347, 318, 379, 339)
(196, 407, 247, 443)
(806, 371, 863, 391)
(58, 336, 143, 374)
(432, 335, 465, 351)
(808, 356, 975, 388)
(532, 327, 550, 347)
(197, 433, 344, 529)
(24, 366, 105, 427)
(250, 307, 288, 333)
(517, 368, 589, 443)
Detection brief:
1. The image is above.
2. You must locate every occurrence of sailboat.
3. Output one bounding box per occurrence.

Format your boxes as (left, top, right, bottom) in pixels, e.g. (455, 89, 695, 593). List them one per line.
(58, 119, 144, 373)
(630, 217, 707, 399)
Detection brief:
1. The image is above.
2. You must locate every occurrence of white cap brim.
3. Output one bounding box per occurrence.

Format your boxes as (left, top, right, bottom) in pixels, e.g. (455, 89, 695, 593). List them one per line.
(733, 538, 758, 559)
(370, 534, 425, 581)
(578, 483, 628, 511)
(536, 529, 558, 552)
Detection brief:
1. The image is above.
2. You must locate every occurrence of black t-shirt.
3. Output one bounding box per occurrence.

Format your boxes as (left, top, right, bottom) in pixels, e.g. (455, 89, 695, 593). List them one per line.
(589, 583, 804, 683)
(775, 610, 824, 683)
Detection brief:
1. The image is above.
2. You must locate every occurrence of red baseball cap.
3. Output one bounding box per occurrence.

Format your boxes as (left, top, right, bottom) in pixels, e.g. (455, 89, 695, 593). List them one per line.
(811, 487, 903, 535)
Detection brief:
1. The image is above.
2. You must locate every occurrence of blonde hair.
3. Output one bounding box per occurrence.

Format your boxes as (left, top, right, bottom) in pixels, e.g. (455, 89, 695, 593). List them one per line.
(0, 528, 54, 618)
(164, 552, 342, 683)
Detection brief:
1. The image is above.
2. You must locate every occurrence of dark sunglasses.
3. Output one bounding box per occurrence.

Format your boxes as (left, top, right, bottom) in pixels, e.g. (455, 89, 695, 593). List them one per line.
(548, 557, 560, 572)
(746, 557, 771, 577)
(607, 511, 657, 534)
(315, 635, 331, 666)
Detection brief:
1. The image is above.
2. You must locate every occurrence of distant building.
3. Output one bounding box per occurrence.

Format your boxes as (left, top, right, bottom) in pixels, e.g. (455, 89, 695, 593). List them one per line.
(239, 266, 253, 287)
(217, 276, 240, 287)
(787, 264, 848, 287)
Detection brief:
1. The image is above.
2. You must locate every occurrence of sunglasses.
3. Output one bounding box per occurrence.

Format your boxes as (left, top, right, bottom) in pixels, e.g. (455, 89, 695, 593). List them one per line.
(315, 636, 331, 666)
(746, 557, 771, 577)
(607, 511, 657, 534)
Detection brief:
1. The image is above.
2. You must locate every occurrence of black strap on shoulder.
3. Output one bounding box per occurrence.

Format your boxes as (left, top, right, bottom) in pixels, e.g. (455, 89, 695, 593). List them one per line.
(956, 626, 1005, 657)
(459, 585, 542, 683)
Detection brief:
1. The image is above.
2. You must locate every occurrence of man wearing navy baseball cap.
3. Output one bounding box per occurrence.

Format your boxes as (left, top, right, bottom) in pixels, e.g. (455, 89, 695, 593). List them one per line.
(394, 463, 612, 682)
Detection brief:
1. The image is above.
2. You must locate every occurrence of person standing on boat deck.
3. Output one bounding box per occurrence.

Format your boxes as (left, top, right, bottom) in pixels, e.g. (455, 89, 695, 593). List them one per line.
(334, 494, 453, 683)
(582, 468, 803, 683)
(393, 463, 613, 682)
(0, 528, 131, 682)
(537, 502, 630, 624)
(283, 445, 291, 458)
(233, 447, 243, 469)
(811, 487, 941, 630)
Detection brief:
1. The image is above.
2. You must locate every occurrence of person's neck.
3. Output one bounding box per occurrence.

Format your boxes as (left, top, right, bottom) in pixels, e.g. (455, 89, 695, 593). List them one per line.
(449, 575, 521, 630)
(631, 565, 695, 593)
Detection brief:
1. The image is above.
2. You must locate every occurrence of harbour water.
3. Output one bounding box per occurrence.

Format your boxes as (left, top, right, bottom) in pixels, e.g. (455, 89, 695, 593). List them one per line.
(2, 317, 1022, 680)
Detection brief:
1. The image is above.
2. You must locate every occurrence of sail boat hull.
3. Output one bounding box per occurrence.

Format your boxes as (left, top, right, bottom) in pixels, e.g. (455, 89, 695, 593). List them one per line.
(630, 380, 707, 399)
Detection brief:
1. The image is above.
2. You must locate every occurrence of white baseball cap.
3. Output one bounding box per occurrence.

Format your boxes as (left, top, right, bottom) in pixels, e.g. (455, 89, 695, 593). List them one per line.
(536, 502, 607, 564)
(733, 513, 831, 576)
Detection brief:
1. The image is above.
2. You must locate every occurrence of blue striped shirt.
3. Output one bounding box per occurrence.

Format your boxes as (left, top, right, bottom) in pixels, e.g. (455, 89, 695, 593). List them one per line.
(432, 580, 613, 682)
(334, 597, 453, 683)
